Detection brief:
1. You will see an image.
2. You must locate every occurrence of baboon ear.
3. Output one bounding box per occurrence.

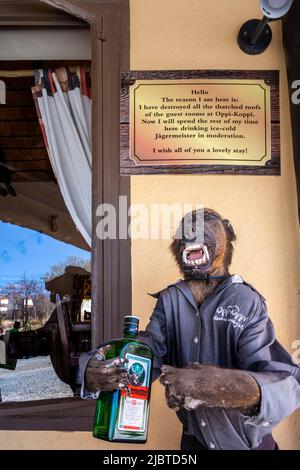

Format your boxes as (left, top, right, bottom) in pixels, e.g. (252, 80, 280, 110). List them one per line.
(222, 219, 236, 242)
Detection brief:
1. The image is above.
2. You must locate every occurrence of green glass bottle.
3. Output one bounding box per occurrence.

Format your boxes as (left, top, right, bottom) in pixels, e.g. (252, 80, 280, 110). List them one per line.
(92, 316, 153, 443)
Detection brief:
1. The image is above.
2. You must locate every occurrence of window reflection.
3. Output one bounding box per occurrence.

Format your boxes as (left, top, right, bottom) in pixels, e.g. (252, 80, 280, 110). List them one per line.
(0, 223, 90, 402)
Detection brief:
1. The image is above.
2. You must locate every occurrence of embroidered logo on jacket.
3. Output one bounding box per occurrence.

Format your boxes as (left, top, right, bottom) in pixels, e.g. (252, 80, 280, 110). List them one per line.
(213, 305, 247, 330)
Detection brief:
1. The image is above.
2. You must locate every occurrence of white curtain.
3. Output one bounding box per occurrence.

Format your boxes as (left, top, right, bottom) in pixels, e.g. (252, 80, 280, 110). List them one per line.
(32, 67, 92, 246)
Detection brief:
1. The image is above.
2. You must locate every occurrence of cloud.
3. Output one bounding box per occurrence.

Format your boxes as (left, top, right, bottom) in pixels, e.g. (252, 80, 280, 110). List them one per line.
(18, 240, 26, 255)
(0, 251, 12, 263)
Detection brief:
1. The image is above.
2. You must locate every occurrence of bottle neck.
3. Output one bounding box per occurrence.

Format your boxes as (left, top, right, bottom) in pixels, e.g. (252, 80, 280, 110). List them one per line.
(123, 325, 139, 339)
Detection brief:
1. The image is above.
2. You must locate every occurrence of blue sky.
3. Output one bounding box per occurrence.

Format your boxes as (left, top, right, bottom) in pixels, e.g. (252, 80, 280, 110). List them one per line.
(0, 221, 90, 287)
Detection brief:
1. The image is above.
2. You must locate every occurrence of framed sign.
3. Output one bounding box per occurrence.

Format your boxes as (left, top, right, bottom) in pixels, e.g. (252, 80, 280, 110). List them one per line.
(120, 70, 280, 175)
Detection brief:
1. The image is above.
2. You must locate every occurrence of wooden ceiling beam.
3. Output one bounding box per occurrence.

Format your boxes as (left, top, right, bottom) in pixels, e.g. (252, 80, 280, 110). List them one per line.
(0, 1, 89, 27)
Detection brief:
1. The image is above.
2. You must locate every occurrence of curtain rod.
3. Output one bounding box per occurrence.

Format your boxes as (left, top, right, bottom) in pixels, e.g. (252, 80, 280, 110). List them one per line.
(0, 67, 90, 78)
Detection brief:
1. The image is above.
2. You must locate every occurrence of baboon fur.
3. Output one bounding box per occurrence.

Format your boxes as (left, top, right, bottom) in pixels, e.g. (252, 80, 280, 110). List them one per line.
(160, 208, 260, 412)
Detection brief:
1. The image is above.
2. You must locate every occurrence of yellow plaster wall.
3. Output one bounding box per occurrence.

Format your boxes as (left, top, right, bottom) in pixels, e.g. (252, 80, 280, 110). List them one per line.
(130, 0, 300, 451)
(0, 0, 299, 450)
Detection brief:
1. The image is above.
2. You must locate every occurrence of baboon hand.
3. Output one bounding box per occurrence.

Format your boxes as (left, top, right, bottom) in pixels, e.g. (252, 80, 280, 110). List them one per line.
(85, 345, 129, 393)
(159, 363, 261, 411)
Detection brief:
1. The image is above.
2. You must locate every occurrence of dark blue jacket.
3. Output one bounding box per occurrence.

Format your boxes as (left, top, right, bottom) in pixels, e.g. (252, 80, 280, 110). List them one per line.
(80, 275, 300, 450)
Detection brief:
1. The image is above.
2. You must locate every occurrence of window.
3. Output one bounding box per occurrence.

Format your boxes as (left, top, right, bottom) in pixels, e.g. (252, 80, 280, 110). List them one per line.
(0, 222, 90, 402)
(0, 0, 130, 431)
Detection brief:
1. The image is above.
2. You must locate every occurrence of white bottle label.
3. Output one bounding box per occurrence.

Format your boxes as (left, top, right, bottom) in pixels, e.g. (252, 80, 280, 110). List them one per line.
(117, 353, 151, 433)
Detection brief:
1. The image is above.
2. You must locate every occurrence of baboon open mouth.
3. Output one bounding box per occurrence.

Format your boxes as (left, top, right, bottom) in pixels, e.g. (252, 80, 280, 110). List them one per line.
(182, 244, 210, 267)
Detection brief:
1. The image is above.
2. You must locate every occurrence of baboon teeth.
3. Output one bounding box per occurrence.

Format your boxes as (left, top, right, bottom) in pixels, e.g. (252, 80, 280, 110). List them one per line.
(182, 250, 188, 264)
(203, 245, 210, 261)
(182, 243, 210, 266)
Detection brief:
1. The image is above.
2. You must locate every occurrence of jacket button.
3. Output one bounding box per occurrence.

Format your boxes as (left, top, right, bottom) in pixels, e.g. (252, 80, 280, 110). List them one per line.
(193, 337, 199, 344)
(200, 420, 207, 427)
(209, 442, 216, 449)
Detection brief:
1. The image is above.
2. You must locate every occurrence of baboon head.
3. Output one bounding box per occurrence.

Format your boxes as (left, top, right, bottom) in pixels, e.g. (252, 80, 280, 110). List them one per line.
(170, 208, 236, 280)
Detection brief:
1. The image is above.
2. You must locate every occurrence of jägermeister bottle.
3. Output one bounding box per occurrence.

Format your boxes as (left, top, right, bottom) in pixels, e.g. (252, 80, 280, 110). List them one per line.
(93, 316, 153, 443)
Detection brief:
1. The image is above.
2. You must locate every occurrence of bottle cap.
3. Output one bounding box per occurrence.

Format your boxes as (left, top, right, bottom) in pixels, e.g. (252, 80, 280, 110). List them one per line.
(124, 315, 139, 325)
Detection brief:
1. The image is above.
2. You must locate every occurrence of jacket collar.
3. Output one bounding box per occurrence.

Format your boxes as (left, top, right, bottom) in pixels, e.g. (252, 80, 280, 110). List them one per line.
(149, 274, 244, 311)
(177, 275, 244, 310)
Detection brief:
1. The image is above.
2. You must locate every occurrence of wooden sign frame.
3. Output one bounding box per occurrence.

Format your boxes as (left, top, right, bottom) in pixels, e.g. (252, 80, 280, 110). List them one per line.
(120, 70, 280, 175)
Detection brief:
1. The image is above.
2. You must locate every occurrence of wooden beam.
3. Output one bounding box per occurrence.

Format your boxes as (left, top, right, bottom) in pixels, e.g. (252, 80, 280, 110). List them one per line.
(91, 2, 131, 347)
(0, 396, 95, 431)
(0, 1, 88, 27)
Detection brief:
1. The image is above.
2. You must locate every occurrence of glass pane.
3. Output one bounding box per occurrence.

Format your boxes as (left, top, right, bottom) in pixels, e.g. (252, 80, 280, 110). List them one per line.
(0, 222, 90, 402)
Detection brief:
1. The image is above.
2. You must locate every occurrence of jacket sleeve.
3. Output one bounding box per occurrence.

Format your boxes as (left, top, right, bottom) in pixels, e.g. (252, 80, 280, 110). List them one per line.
(79, 343, 107, 400)
(237, 299, 300, 428)
(138, 295, 168, 381)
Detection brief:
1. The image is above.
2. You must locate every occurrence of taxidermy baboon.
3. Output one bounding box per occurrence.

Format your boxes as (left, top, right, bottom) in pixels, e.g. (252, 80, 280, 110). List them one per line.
(81, 208, 300, 450)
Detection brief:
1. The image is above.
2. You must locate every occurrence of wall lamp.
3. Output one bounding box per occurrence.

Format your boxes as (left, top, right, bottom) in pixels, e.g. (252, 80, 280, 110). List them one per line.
(238, 0, 294, 55)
